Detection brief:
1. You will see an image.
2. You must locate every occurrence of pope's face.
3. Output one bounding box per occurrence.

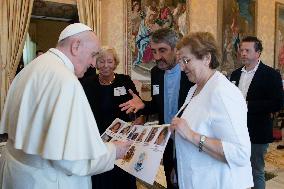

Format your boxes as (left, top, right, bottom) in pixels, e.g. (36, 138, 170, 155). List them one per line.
(75, 33, 100, 78)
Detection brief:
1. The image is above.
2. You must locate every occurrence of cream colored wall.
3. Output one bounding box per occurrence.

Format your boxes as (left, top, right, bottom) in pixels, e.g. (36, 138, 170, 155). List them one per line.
(101, 0, 125, 74)
(257, 0, 284, 67)
(190, 0, 218, 40)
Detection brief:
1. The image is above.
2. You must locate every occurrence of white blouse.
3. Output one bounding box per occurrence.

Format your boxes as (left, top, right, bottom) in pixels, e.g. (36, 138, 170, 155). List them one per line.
(176, 71, 253, 189)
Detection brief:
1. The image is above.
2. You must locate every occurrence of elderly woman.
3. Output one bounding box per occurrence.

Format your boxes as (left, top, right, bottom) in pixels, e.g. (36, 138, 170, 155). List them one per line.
(170, 32, 253, 189)
(81, 46, 140, 189)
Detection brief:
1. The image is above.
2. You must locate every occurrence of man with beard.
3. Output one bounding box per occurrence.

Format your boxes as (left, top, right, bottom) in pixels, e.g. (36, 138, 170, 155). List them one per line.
(120, 28, 194, 189)
(230, 36, 283, 189)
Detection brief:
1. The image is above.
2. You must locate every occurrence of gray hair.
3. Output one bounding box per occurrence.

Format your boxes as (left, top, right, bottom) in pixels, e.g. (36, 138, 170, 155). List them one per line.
(151, 28, 179, 49)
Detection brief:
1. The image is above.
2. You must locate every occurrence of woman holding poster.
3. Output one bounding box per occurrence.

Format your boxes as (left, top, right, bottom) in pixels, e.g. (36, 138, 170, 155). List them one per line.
(170, 32, 253, 189)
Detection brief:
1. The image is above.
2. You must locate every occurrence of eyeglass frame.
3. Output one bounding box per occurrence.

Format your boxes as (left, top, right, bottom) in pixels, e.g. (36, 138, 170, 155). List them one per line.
(179, 57, 192, 65)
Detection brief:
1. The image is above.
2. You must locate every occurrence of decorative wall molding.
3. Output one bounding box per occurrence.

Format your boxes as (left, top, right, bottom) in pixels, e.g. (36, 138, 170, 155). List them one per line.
(43, 0, 76, 5)
(33, 0, 78, 20)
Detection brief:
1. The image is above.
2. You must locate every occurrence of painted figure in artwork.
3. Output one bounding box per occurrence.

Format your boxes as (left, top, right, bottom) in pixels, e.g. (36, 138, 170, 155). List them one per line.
(131, 1, 142, 36)
(157, 0, 173, 28)
(133, 0, 182, 66)
(237, 0, 253, 33)
(131, 1, 142, 59)
(222, 25, 236, 74)
(133, 0, 159, 65)
(173, 1, 187, 36)
(221, 0, 255, 75)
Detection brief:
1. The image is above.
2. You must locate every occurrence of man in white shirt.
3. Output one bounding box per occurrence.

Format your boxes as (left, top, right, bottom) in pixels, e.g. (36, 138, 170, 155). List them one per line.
(230, 36, 284, 189)
(0, 23, 131, 189)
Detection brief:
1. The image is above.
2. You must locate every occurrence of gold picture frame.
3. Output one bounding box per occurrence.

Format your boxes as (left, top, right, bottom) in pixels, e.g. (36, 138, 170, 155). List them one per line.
(274, 2, 284, 72)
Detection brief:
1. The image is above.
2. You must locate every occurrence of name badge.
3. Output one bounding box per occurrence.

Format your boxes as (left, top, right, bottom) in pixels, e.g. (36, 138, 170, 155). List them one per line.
(153, 85, 159, 95)
(114, 86, 127, 96)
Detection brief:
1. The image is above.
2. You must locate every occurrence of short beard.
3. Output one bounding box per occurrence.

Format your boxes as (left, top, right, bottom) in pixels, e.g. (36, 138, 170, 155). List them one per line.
(156, 57, 177, 70)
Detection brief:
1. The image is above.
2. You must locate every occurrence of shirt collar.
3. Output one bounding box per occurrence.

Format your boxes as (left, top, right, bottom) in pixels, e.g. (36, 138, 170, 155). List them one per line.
(49, 48, 75, 73)
(165, 63, 180, 74)
(241, 60, 260, 73)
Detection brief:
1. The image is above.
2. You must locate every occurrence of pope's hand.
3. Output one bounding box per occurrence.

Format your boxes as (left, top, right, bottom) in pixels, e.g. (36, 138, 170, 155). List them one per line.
(119, 89, 145, 114)
(112, 141, 133, 159)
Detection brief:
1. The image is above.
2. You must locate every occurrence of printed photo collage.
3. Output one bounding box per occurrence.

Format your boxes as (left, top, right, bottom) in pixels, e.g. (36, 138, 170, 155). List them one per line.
(101, 118, 171, 185)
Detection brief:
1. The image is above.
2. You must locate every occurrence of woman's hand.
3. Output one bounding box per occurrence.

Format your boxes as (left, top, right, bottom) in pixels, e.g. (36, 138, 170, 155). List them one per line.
(170, 117, 195, 142)
(171, 118, 227, 162)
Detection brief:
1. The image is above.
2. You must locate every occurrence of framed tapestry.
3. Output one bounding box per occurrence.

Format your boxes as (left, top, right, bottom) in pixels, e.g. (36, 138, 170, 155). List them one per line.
(220, 0, 256, 76)
(126, 0, 190, 84)
(275, 2, 284, 73)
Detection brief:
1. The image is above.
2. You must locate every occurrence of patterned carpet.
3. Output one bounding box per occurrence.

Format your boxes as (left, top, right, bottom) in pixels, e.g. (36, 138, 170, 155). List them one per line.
(265, 142, 284, 174)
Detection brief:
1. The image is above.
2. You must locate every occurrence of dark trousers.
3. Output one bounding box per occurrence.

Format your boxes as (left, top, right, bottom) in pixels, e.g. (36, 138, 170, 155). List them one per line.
(163, 138, 178, 189)
(92, 166, 136, 189)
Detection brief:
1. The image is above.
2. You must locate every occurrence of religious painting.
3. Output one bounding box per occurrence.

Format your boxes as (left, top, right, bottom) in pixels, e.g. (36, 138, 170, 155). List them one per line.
(221, 0, 256, 76)
(275, 2, 284, 73)
(126, 0, 190, 83)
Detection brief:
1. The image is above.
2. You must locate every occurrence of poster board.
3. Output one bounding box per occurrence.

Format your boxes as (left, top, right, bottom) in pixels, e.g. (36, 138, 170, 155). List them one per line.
(101, 118, 171, 185)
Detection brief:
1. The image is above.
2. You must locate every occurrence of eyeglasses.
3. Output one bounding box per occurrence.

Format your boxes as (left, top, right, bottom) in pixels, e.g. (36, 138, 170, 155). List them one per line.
(180, 57, 191, 65)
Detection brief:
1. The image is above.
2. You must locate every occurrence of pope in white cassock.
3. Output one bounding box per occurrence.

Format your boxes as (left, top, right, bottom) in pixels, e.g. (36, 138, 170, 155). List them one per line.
(0, 23, 131, 189)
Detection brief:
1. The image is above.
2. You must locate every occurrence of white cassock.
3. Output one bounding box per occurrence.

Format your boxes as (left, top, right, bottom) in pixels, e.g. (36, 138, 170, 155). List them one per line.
(0, 48, 116, 189)
(176, 71, 254, 189)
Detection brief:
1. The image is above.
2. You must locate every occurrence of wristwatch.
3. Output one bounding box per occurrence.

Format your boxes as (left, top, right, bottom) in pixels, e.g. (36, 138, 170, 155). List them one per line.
(199, 135, 207, 152)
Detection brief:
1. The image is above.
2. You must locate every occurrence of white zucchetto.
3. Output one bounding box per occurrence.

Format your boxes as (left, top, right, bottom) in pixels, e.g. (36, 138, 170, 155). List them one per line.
(58, 23, 92, 42)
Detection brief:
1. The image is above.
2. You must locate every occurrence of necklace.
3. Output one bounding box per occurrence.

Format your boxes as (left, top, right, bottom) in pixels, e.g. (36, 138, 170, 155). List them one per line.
(99, 74, 116, 85)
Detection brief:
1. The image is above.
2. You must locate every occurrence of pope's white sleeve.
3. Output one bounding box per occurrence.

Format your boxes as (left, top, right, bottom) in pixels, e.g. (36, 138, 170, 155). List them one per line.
(51, 142, 116, 176)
